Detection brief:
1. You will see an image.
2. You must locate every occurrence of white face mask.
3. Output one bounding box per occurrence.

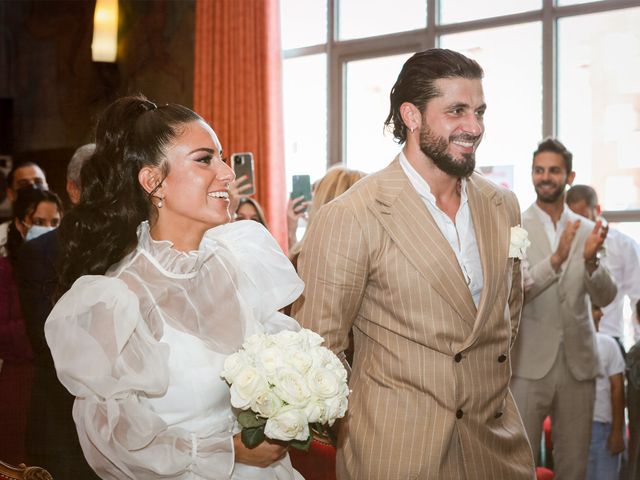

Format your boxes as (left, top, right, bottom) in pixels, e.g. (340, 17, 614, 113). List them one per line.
(25, 225, 56, 241)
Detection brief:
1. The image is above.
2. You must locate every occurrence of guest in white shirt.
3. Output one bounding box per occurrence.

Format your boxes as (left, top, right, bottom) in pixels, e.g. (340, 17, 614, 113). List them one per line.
(587, 302, 626, 480)
(567, 184, 640, 353)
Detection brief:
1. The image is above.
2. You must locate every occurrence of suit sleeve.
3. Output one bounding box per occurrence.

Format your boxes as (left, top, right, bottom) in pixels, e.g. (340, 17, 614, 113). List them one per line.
(584, 263, 617, 309)
(505, 191, 524, 346)
(291, 202, 368, 358)
(523, 254, 560, 303)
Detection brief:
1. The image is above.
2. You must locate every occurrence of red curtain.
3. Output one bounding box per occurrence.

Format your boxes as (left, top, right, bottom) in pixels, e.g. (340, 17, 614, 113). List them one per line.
(194, 0, 287, 249)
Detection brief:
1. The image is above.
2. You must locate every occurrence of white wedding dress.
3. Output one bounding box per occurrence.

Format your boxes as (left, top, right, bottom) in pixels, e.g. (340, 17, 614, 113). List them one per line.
(45, 220, 305, 480)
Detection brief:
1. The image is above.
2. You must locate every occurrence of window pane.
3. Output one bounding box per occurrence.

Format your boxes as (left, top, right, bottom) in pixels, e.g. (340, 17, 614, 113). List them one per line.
(440, 23, 542, 208)
(558, 7, 640, 211)
(283, 55, 328, 192)
(439, 0, 540, 25)
(339, 0, 426, 41)
(280, 0, 327, 50)
(344, 53, 412, 173)
(556, 0, 603, 5)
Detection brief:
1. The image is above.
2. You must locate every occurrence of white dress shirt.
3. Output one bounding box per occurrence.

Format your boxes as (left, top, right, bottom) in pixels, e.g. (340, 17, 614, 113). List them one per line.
(532, 202, 572, 252)
(399, 152, 483, 307)
(598, 227, 640, 338)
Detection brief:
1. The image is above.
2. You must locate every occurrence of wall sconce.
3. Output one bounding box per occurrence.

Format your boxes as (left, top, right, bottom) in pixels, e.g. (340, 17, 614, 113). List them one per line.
(92, 0, 119, 62)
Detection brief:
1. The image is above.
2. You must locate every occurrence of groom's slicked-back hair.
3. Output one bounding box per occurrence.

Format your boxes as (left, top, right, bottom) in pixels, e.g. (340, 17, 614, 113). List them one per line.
(384, 48, 484, 144)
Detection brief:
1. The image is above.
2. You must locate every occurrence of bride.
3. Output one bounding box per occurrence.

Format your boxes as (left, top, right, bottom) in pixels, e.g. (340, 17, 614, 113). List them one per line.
(45, 95, 304, 479)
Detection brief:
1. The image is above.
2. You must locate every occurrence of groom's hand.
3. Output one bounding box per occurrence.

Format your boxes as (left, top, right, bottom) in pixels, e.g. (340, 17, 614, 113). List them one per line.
(234, 434, 288, 468)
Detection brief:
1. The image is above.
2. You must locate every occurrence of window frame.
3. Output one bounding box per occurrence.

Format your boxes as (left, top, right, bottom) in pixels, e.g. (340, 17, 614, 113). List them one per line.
(282, 0, 640, 221)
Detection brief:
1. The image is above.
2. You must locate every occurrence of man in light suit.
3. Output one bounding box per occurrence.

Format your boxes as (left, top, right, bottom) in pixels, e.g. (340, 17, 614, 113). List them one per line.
(511, 138, 616, 480)
(292, 49, 535, 479)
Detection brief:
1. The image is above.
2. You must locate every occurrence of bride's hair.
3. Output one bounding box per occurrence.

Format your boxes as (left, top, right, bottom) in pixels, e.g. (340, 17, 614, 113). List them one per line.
(57, 94, 201, 295)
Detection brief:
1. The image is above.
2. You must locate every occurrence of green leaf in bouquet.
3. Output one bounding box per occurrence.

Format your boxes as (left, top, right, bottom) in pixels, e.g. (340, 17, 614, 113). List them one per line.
(238, 410, 267, 428)
(241, 426, 266, 448)
(289, 434, 313, 451)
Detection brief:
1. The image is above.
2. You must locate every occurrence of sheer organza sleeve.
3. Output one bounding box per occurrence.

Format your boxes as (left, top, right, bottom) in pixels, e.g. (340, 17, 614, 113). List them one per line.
(207, 221, 304, 333)
(45, 276, 236, 480)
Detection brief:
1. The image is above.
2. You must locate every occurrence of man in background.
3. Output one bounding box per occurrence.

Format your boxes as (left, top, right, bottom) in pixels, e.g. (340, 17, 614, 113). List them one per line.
(16, 144, 98, 479)
(511, 138, 617, 480)
(567, 184, 640, 354)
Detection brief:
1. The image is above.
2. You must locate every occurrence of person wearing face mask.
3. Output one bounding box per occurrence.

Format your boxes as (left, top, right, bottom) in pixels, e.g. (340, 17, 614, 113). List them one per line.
(0, 161, 49, 256)
(0, 187, 62, 462)
(14, 144, 99, 479)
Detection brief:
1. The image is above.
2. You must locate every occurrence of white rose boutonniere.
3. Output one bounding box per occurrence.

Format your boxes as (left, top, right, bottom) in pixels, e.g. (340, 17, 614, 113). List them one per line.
(509, 225, 531, 259)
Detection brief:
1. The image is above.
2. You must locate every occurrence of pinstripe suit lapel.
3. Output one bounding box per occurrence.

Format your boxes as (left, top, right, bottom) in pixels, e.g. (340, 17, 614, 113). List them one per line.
(461, 174, 509, 347)
(370, 159, 477, 326)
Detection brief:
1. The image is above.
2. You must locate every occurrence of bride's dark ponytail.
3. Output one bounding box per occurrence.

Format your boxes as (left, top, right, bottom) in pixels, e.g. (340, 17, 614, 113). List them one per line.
(57, 95, 201, 295)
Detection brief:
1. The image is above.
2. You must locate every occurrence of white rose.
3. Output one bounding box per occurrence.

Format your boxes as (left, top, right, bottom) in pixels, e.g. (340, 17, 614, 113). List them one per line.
(311, 346, 341, 370)
(304, 398, 326, 424)
(272, 330, 304, 350)
(509, 226, 531, 259)
(324, 395, 348, 424)
(221, 351, 248, 384)
(251, 388, 284, 418)
(286, 349, 313, 374)
(307, 367, 341, 399)
(255, 347, 284, 376)
(264, 408, 310, 441)
(272, 368, 311, 407)
(229, 366, 269, 410)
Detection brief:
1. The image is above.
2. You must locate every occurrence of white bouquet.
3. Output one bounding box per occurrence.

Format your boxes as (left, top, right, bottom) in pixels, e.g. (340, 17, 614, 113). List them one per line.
(221, 328, 349, 450)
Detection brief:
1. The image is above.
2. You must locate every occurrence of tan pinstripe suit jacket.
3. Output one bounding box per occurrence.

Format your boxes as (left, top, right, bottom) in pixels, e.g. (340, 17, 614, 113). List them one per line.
(292, 158, 535, 479)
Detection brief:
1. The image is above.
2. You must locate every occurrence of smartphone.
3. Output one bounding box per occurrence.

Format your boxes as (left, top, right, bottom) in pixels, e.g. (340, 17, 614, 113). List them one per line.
(291, 175, 312, 211)
(231, 152, 255, 195)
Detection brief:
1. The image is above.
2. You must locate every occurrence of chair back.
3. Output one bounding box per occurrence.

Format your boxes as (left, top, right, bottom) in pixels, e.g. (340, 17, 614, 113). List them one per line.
(0, 461, 53, 480)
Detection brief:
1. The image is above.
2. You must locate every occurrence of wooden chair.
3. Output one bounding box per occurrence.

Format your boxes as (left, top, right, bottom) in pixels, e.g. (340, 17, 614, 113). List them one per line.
(0, 461, 52, 480)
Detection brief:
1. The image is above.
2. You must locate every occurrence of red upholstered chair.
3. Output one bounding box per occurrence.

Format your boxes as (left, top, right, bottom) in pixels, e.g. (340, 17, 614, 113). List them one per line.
(542, 415, 554, 469)
(289, 437, 337, 480)
(536, 466, 555, 480)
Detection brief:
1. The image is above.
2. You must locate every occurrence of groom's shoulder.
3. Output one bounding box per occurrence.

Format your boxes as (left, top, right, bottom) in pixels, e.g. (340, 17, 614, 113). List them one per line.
(330, 161, 399, 207)
(470, 171, 517, 204)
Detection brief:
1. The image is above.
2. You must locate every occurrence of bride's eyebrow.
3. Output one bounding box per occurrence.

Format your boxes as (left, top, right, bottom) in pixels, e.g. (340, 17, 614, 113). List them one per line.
(188, 147, 216, 155)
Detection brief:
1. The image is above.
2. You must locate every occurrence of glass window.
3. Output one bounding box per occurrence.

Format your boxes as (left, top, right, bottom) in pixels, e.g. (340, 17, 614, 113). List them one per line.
(556, 0, 602, 5)
(339, 0, 426, 41)
(280, 0, 327, 50)
(282, 54, 328, 191)
(344, 53, 412, 173)
(558, 7, 640, 211)
(440, 22, 543, 208)
(439, 0, 540, 25)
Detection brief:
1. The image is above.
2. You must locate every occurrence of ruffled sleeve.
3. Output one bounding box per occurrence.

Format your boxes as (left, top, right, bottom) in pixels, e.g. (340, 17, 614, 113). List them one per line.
(45, 276, 236, 479)
(206, 221, 304, 334)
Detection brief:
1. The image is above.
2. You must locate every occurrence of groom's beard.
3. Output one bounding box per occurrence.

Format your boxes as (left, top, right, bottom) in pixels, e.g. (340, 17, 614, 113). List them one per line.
(419, 125, 478, 178)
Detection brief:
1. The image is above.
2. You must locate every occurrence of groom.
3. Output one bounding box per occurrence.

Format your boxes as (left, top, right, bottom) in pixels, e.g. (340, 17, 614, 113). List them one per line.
(292, 49, 535, 479)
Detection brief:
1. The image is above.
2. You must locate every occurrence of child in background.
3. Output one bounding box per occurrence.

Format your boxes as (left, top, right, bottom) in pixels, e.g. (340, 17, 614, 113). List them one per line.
(587, 302, 626, 480)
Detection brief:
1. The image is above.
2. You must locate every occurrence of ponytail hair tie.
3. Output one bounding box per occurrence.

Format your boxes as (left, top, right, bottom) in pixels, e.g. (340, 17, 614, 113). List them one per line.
(140, 100, 158, 112)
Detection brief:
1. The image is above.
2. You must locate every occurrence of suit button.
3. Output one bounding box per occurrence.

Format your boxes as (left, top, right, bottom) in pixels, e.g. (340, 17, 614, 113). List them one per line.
(498, 354, 507, 363)
(456, 409, 464, 419)
(494, 411, 503, 419)
(454, 353, 462, 363)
